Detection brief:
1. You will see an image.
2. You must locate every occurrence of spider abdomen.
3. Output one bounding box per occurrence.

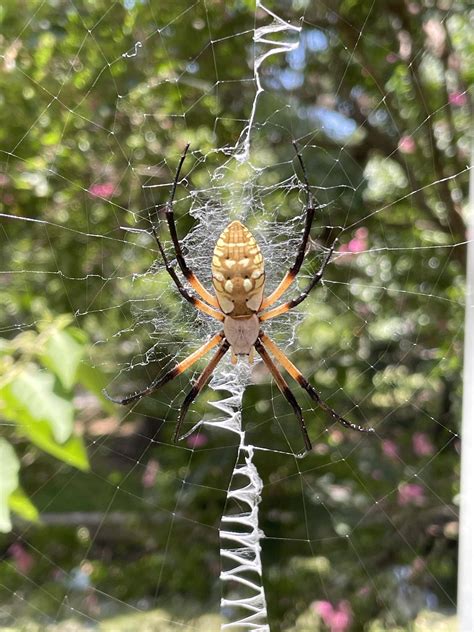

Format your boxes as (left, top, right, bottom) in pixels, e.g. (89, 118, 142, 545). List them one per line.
(211, 220, 265, 317)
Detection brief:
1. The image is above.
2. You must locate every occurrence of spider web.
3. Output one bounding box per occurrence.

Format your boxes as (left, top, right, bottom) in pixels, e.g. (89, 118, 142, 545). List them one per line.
(0, 0, 469, 630)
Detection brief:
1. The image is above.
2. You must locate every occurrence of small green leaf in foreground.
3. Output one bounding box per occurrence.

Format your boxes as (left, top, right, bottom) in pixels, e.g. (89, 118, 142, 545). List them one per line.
(0, 438, 20, 533)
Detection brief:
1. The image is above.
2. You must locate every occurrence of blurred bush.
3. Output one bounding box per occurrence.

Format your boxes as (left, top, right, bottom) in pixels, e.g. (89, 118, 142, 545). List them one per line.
(0, 0, 471, 629)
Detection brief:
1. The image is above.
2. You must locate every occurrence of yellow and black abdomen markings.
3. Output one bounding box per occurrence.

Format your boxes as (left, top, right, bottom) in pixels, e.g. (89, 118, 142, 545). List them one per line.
(211, 220, 265, 316)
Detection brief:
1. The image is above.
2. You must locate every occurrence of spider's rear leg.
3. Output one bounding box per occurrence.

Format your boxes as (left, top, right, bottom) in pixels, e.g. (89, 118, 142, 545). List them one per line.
(259, 333, 375, 435)
(254, 338, 312, 455)
(148, 213, 224, 321)
(104, 332, 225, 406)
(173, 339, 230, 442)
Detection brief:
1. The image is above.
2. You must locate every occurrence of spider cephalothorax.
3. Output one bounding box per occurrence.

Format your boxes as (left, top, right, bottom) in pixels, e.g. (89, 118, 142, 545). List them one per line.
(107, 143, 374, 454)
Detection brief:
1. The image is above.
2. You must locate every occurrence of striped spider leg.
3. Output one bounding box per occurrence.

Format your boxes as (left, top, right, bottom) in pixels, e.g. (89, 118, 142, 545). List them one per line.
(106, 143, 374, 454)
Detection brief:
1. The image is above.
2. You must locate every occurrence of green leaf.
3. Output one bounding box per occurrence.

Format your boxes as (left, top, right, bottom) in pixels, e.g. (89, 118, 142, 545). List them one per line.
(0, 439, 20, 533)
(21, 418, 90, 472)
(3, 364, 74, 444)
(22, 421, 89, 471)
(76, 362, 116, 414)
(40, 329, 85, 391)
(8, 487, 39, 524)
(0, 365, 89, 471)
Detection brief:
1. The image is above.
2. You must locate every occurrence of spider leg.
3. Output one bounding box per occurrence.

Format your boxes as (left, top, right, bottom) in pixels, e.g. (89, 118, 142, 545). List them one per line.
(105, 332, 225, 406)
(259, 332, 375, 434)
(148, 212, 224, 321)
(260, 142, 317, 310)
(254, 337, 312, 454)
(259, 238, 337, 322)
(164, 144, 220, 308)
(173, 339, 230, 442)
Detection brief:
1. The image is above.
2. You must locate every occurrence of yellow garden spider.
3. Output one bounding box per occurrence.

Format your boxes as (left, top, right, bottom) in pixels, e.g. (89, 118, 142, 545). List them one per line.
(107, 143, 374, 453)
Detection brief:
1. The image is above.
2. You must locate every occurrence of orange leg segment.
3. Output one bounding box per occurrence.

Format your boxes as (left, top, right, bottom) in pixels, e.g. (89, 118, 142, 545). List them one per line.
(173, 339, 230, 442)
(149, 214, 223, 321)
(259, 240, 336, 321)
(254, 337, 312, 453)
(259, 333, 374, 434)
(260, 142, 316, 310)
(105, 331, 225, 406)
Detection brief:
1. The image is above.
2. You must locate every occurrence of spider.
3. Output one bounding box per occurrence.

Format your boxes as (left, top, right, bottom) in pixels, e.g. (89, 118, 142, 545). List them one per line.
(107, 143, 374, 453)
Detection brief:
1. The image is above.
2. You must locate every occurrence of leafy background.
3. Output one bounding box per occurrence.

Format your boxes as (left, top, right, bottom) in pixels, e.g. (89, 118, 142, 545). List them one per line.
(0, 0, 471, 630)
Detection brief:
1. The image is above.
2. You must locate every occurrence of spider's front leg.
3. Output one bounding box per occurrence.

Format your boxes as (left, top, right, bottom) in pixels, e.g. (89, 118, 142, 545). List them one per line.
(259, 239, 337, 321)
(260, 141, 319, 311)
(163, 144, 220, 308)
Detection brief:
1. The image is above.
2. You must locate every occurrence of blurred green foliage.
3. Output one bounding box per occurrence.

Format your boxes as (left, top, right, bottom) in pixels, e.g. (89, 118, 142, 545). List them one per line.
(0, 318, 93, 531)
(0, 0, 471, 630)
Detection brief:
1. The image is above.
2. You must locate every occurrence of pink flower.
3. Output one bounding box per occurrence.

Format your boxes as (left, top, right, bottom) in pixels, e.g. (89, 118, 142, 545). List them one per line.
(142, 458, 160, 488)
(313, 442, 330, 455)
(315, 600, 334, 620)
(329, 429, 344, 445)
(313, 600, 352, 632)
(8, 543, 34, 574)
(386, 52, 398, 64)
(337, 228, 368, 260)
(408, 2, 421, 15)
(382, 439, 399, 461)
(347, 238, 365, 253)
(88, 182, 115, 198)
(187, 433, 208, 448)
(398, 482, 425, 506)
(412, 432, 434, 457)
(423, 19, 446, 56)
(398, 135, 416, 154)
(84, 592, 100, 616)
(448, 91, 467, 107)
(357, 585, 370, 597)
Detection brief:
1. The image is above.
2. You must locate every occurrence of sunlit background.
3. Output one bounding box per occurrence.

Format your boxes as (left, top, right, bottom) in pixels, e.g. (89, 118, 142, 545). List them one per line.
(0, 0, 471, 630)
